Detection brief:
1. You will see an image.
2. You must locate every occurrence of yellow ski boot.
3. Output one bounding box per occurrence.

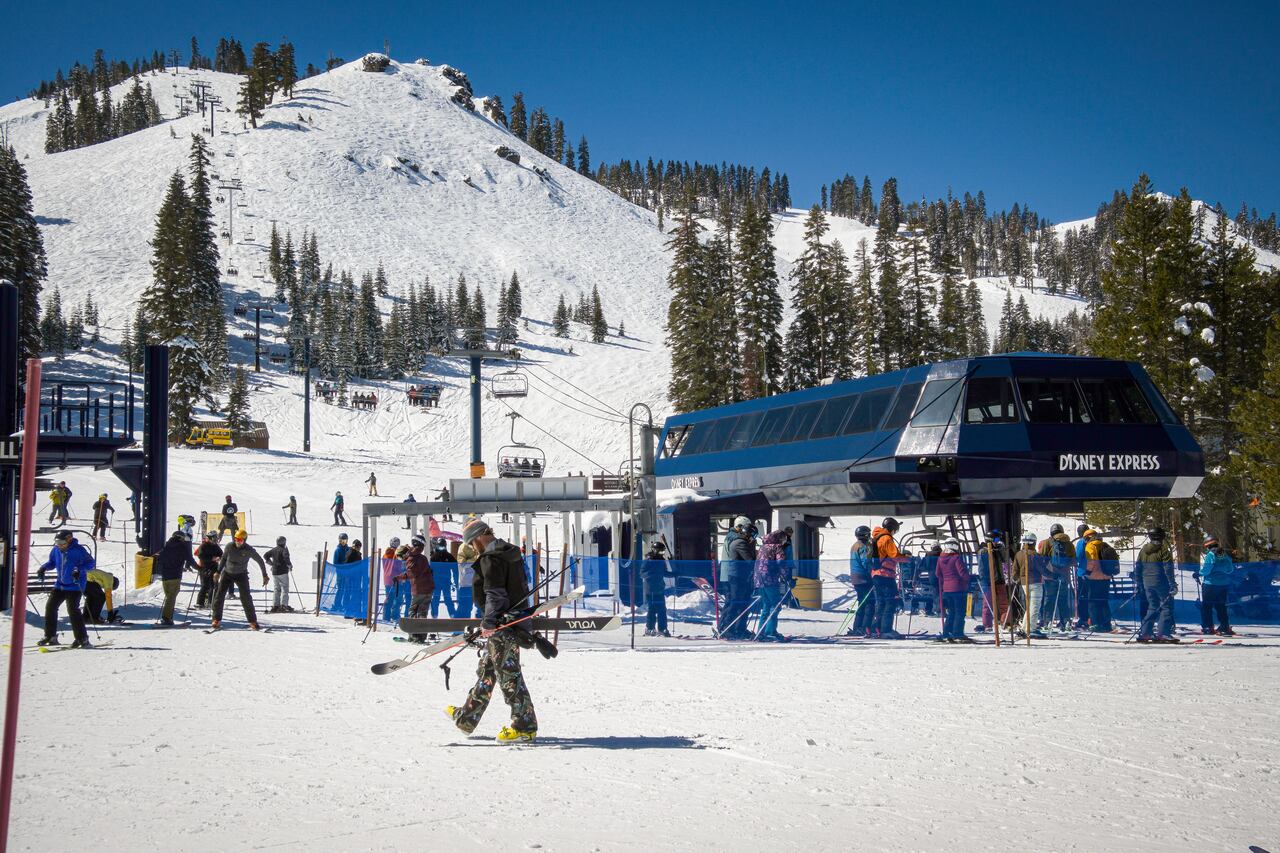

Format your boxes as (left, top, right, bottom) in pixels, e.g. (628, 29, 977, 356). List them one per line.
(496, 726, 536, 743)
(444, 705, 458, 722)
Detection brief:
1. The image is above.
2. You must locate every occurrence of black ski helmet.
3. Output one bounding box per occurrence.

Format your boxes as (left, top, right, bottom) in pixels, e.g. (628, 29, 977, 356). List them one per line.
(1076, 523, 1089, 537)
(881, 517, 900, 533)
(276, 536, 287, 546)
(1148, 527, 1166, 542)
(1049, 523, 1064, 535)
(855, 525, 871, 541)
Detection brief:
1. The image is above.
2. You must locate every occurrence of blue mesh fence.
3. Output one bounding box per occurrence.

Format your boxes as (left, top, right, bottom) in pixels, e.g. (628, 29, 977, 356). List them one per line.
(319, 561, 369, 619)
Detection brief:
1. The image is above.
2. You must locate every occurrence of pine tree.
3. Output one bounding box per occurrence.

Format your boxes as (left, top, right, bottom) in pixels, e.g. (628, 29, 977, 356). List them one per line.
(0, 145, 48, 361)
(590, 284, 607, 343)
(39, 286, 65, 359)
(784, 206, 851, 388)
(936, 238, 967, 359)
(276, 42, 298, 97)
(553, 294, 570, 337)
(66, 307, 84, 351)
(577, 136, 591, 176)
(507, 271, 522, 318)
(849, 240, 878, 375)
(224, 365, 251, 435)
(735, 199, 784, 398)
(665, 187, 716, 412)
(874, 201, 906, 370)
(269, 224, 283, 298)
(963, 280, 988, 355)
(702, 199, 738, 401)
(83, 293, 100, 343)
(186, 134, 226, 386)
(900, 229, 938, 365)
(1237, 313, 1280, 510)
(1091, 174, 1167, 363)
(236, 75, 264, 127)
(374, 261, 389, 297)
(355, 272, 382, 377)
(509, 92, 527, 140)
(470, 285, 486, 346)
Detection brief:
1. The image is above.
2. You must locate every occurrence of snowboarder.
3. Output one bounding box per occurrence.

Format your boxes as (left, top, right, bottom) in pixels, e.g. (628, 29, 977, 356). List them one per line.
(155, 530, 197, 625)
(331, 491, 347, 526)
(36, 530, 93, 648)
(194, 531, 223, 609)
(935, 538, 972, 642)
(91, 493, 114, 540)
(282, 495, 298, 525)
(719, 517, 757, 639)
(218, 495, 239, 536)
(870, 517, 906, 639)
(212, 529, 269, 630)
(263, 536, 294, 612)
(392, 534, 433, 640)
(753, 529, 793, 642)
(365, 471, 379, 496)
(847, 525, 875, 637)
(1198, 536, 1235, 636)
(446, 519, 538, 743)
(1136, 527, 1179, 643)
(1082, 529, 1117, 632)
(1036, 523, 1075, 633)
(641, 540, 674, 637)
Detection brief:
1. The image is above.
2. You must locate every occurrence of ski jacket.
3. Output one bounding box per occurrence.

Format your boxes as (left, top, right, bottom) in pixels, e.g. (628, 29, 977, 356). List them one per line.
(473, 539, 530, 630)
(725, 531, 757, 580)
(848, 541, 872, 584)
(263, 545, 292, 575)
(331, 495, 344, 509)
(1011, 547, 1044, 585)
(870, 527, 903, 579)
(1137, 541, 1175, 587)
(86, 569, 116, 610)
(40, 541, 94, 592)
(1084, 538, 1117, 580)
(640, 555, 674, 584)
(431, 548, 456, 565)
(92, 499, 113, 523)
(195, 542, 223, 570)
(977, 542, 1008, 586)
(753, 530, 791, 588)
(1074, 537, 1089, 577)
(154, 534, 197, 581)
(1036, 534, 1075, 580)
(332, 543, 350, 564)
(219, 542, 267, 577)
(221, 502, 238, 520)
(431, 561, 458, 587)
(49, 487, 66, 507)
(382, 553, 404, 586)
(396, 552, 434, 597)
(1200, 551, 1235, 586)
(936, 553, 970, 593)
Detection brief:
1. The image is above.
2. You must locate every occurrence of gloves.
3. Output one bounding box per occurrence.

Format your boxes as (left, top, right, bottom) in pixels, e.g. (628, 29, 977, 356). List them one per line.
(72, 570, 80, 583)
(37, 568, 46, 580)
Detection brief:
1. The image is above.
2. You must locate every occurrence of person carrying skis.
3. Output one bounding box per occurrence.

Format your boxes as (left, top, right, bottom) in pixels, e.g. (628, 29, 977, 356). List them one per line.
(1198, 536, 1235, 636)
(282, 496, 298, 525)
(1136, 527, 1179, 643)
(263, 536, 294, 613)
(753, 529, 793, 642)
(446, 519, 538, 743)
(641, 540, 675, 637)
(935, 538, 972, 642)
(719, 517, 758, 639)
(194, 531, 223, 610)
(331, 491, 347, 526)
(212, 529, 269, 630)
(91, 493, 114, 540)
(1036, 523, 1075, 633)
(37, 530, 94, 647)
(870, 517, 906, 639)
(154, 529, 197, 625)
(392, 535, 434, 641)
(365, 471, 379, 496)
(218, 495, 239, 536)
(847, 526, 875, 637)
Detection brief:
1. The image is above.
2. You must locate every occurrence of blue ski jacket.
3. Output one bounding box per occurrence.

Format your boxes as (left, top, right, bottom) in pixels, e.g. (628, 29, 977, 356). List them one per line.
(1200, 551, 1235, 586)
(39, 541, 95, 592)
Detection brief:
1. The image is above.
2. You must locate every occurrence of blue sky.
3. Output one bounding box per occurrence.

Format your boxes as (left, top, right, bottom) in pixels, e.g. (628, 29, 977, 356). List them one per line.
(3, 0, 1277, 222)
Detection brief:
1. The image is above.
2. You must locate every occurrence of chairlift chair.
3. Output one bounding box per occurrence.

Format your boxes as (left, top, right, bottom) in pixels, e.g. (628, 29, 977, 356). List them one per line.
(496, 411, 545, 478)
(490, 369, 528, 399)
(233, 304, 248, 317)
(268, 345, 288, 365)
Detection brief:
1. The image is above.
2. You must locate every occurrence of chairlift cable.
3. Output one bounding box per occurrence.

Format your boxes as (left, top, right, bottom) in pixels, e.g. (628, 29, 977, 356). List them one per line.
(526, 363, 626, 417)
(493, 396, 613, 473)
(523, 372, 628, 424)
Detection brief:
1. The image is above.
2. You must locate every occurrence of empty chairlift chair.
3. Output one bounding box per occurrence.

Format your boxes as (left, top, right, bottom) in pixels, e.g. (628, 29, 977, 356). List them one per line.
(490, 370, 528, 399)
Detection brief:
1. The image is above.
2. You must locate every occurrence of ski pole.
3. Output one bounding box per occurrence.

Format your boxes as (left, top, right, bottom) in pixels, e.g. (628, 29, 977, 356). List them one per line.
(716, 595, 761, 639)
(755, 585, 789, 641)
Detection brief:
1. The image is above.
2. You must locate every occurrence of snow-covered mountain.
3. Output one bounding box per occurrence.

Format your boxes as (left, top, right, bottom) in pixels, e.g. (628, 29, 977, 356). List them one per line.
(0, 56, 1087, 477)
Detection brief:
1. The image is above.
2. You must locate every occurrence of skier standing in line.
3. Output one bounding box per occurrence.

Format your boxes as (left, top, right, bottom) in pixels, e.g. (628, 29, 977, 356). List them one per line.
(430, 540, 458, 617)
(365, 471, 379, 496)
(1036, 523, 1075, 633)
(36, 530, 93, 648)
(1082, 529, 1117, 633)
(935, 538, 972, 643)
(1072, 523, 1091, 630)
(282, 496, 298, 525)
(1136, 527, 1179, 643)
(212, 529, 269, 630)
(218, 495, 239, 536)
(719, 517, 757, 639)
(263, 536, 294, 613)
(154, 529, 197, 626)
(641, 540, 674, 637)
(331, 491, 348, 526)
(1198, 536, 1235, 636)
(430, 537, 458, 618)
(333, 532, 351, 564)
(194, 531, 223, 610)
(91, 493, 114, 540)
(381, 537, 405, 622)
(1009, 531, 1044, 637)
(392, 535, 433, 641)
(847, 525, 875, 637)
(870, 517, 906, 639)
(446, 519, 538, 743)
(455, 540, 479, 617)
(753, 528, 793, 642)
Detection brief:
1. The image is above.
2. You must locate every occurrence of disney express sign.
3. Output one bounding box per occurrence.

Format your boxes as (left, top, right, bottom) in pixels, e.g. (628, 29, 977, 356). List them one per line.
(1057, 453, 1162, 472)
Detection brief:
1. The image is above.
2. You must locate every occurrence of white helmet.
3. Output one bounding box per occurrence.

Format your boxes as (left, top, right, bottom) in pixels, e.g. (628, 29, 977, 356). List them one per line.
(1021, 531, 1037, 545)
(389, 537, 401, 548)
(942, 538, 960, 552)
(733, 516, 751, 530)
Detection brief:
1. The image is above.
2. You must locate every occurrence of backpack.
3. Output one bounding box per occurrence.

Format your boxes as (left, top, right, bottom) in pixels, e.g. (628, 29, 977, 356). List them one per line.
(1095, 541, 1120, 576)
(1050, 537, 1073, 571)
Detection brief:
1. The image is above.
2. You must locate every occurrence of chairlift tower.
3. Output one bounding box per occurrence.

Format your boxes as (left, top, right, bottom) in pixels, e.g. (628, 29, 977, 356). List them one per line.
(241, 301, 276, 372)
(217, 177, 244, 244)
(437, 327, 518, 478)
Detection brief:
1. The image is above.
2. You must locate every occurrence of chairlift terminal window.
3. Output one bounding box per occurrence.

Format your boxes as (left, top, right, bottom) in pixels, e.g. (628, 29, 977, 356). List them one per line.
(750, 407, 794, 447)
(724, 411, 764, 451)
(698, 416, 740, 454)
(964, 378, 1019, 424)
(911, 379, 964, 427)
(662, 425, 690, 458)
(1078, 378, 1157, 424)
(842, 387, 895, 434)
(1018, 379, 1091, 423)
(780, 401, 825, 443)
(882, 383, 923, 430)
(809, 395, 859, 440)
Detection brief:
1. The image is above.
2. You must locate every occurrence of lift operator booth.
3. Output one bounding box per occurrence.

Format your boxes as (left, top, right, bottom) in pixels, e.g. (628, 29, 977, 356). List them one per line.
(652, 354, 1205, 565)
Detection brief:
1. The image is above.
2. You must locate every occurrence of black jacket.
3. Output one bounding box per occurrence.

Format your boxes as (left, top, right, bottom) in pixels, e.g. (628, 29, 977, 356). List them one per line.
(263, 545, 292, 575)
(473, 540, 531, 630)
(430, 548, 456, 564)
(155, 535, 197, 581)
(194, 542, 223, 570)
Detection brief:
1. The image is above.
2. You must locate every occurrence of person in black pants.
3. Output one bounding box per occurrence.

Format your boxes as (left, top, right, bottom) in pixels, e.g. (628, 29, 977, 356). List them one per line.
(37, 530, 93, 648)
(194, 532, 223, 609)
(719, 518, 757, 639)
(642, 541, 675, 637)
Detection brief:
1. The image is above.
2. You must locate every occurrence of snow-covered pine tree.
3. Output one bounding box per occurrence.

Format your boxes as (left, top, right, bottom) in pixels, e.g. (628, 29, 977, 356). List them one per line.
(665, 187, 716, 412)
(702, 199, 737, 400)
(186, 134, 226, 388)
(224, 365, 251, 436)
(355, 272, 382, 377)
(83, 293, 100, 343)
(735, 199, 783, 399)
(900, 229, 938, 366)
(0, 144, 48, 361)
(590, 284, 607, 344)
(66, 307, 84, 351)
(1237, 312, 1280, 510)
(509, 93, 527, 140)
(936, 236, 967, 359)
(470, 285, 486, 347)
(963, 280, 988, 356)
(553, 295, 570, 337)
(276, 42, 298, 98)
(374, 262, 388, 297)
(269, 224, 283, 297)
(784, 206, 841, 390)
(874, 200, 907, 370)
(39, 286, 65, 359)
(281, 232, 298, 304)
(507, 271, 522, 317)
(577, 137, 590, 176)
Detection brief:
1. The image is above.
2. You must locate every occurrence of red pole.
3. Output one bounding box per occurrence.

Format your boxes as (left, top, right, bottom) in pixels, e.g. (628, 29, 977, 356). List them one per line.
(1, 358, 42, 852)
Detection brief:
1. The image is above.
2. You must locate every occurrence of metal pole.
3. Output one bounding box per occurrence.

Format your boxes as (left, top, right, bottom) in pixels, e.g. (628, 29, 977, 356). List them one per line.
(0, 282, 17, 612)
(303, 337, 311, 452)
(469, 355, 482, 477)
(253, 307, 262, 372)
(1, 357, 42, 852)
(987, 540, 1001, 648)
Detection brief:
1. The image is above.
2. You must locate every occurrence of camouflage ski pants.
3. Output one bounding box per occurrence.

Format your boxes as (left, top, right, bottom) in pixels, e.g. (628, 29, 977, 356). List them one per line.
(453, 632, 537, 734)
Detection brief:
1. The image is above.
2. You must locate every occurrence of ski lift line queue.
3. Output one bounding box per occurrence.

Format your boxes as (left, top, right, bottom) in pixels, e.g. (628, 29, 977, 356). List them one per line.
(527, 363, 626, 418)
(492, 395, 613, 474)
